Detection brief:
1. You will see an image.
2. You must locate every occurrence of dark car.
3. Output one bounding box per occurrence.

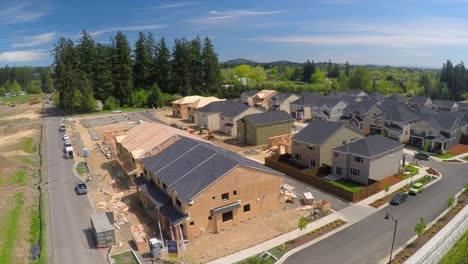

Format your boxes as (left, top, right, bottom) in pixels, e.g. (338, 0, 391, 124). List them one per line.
(390, 192, 408, 205)
(414, 152, 430, 161)
(76, 181, 88, 195)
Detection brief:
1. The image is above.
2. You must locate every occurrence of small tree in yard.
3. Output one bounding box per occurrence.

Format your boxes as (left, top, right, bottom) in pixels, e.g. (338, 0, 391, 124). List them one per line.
(448, 196, 455, 208)
(384, 184, 390, 193)
(414, 217, 426, 238)
(422, 140, 429, 152)
(298, 217, 309, 235)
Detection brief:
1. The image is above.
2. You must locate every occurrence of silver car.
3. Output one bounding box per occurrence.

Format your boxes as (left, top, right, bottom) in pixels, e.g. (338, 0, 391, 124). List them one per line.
(76, 181, 88, 195)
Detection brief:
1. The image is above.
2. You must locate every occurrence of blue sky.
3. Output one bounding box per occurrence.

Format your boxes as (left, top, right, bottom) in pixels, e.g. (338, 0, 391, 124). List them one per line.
(2, 0, 468, 67)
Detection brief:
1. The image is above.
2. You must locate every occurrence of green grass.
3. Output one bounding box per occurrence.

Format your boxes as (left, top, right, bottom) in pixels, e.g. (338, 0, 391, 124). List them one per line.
(432, 153, 455, 159)
(75, 162, 88, 176)
(9, 170, 26, 186)
(0, 94, 41, 103)
(403, 165, 419, 180)
(29, 205, 40, 245)
(463, 156, 468, 161)
(237, 255, 276, 264)
(438, 229, 468, 264)
(111, 251, 140, 264)
(413, 175, 434, 185)
(0, 192, 24, 264)
(37, 195, 46, 264)
(20, 137, 35, 153)
(326, 179, 363, 192)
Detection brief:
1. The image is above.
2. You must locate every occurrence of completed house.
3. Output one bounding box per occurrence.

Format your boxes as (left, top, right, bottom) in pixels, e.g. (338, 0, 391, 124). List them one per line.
(292, 120, 364, 168)
(237, 111, 295, 145)
(252, 89, 278, 110)
(407, 96, 432, 108)
(240, 90, 258, 106)
(136, 137, 284, 241)
(171, 96, 203, 119)
(338, 98, 382, 134)
(268, 93, 300, 114)
(332, 135, 403, 185)
(196, 100, 263, 136)
(382, 94, 407, 103)
(187, 96, 225, 123)
(432, 100, 459, 112)
(290, 95, 347, 121)
(329, 90, 368, 98)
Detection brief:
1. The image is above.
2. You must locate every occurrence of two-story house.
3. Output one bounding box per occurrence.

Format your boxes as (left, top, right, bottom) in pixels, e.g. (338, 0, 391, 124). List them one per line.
(337, 99, 382, 134)
(409, 111, 464, 153)
(186, 96, 225, 123)
(332, 135, 403, 185)
(136, 137, 284, 241)
(292, 120, 364, 168)
(407, 96, 432, 108)
(290, 95, 348, 121)
(240, 90, 258, 106)
(432, 100, 459, 112)
(237, 111, 295, 145)
(196, 100, 264, 137)
(268, 93, 300, 114)
(171, 96, 203, 119)
(252, 89, 278, 110)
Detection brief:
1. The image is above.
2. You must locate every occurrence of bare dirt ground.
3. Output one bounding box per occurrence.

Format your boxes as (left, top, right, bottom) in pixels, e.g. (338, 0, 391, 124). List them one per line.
(0, 103, 42, 122)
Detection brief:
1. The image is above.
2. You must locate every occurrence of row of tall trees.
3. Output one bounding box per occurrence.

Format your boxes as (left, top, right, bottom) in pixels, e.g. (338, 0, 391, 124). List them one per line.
(53, 30, 221, 113)
(0, 66, 52, 95)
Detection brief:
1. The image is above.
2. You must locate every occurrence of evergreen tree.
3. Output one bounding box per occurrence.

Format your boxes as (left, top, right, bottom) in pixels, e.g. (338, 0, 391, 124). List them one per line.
(326, 59, 333, 78)
(93, 43, 114, 100)
(190, 36, 204, 95)
(171, 38, 192, 95)
(146, 32, 157, 85)
(201, 37, 221, 95)
(77, 30, 96, 82)
(112, 31, 134, 105)
(344, 61, 351, 77)
(40, 69, 54, 93)
(154, 37, 171, 93)
(133, 32, 152, 88)
(302, 60, 316, 83)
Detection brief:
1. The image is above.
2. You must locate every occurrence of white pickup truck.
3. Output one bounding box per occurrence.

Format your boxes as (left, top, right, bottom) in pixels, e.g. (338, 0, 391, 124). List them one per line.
(64, 146, 74, 159)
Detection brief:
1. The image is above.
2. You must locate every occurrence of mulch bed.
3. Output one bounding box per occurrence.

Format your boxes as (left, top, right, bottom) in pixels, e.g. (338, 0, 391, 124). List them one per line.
(390, 193, 468, 264)
(447, 144, 468, 156)
(285, 219, 347, 252)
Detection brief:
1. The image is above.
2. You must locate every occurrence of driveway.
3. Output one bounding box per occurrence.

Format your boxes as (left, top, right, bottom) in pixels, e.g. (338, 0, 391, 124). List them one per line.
(44, 114, 106, 264)
(284, 160, 468, 264)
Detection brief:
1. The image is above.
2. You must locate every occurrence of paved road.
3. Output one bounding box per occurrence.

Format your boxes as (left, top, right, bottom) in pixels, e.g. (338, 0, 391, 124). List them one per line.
(285, 160, 468, 264)
(44, 116, 106, 264)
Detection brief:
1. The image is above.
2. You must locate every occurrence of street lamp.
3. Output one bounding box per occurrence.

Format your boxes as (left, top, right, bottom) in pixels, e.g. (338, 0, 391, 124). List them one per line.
(384, 212, 398, 264)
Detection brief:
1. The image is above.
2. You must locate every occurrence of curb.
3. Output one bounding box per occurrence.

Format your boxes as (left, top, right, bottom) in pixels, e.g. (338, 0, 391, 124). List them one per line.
(377, 188, 465, 264)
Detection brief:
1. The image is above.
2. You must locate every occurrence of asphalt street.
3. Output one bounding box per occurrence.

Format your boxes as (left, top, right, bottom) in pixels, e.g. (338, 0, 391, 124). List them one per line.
(44, 115, 106, 264)
(285, 160, 468, 264)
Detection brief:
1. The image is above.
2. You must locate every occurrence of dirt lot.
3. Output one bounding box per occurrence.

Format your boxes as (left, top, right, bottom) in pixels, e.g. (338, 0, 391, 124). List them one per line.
(0, 103, 42, 123)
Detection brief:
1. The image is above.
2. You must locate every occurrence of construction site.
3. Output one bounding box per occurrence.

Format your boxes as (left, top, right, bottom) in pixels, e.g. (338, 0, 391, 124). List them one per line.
(65, 108, 333, 263)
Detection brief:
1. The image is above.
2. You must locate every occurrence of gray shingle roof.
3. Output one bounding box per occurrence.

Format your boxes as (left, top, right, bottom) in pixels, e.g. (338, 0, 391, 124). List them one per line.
(243, 110, 294, 126)
(143, 137, 283, 202)
(344, 98, 378, 115)
(330, 90, 367, 97)
(420, 111, 461, 130)
(376, 104, 418, 122)
(408, 96, 430, 105)
(271, 93, 294, 103)
(197, 100, 254, 118)
(383, 94, 407, 103)
(368, 92, 385, 100)
(293, 120, 358, 145)
(432, 100, 457, 109)
(241, 90, 258, 97)
(334, 135, 402, 157)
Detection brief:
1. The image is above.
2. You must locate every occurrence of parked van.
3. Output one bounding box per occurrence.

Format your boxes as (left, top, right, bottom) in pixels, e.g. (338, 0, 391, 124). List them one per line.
(59, 124, 66, 132)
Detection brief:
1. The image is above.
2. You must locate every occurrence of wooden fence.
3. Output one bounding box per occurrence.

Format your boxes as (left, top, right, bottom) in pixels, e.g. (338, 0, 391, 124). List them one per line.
(266, 155, 381, 202)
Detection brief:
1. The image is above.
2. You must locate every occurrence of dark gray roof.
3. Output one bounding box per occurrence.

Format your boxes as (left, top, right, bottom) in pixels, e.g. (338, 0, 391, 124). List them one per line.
(293, 120, 359, 145)
(243, 111, 294, 126)
(408, 96, 430, 105)
(334, 135, 402, 157)
(368, 92, 385, 100)
(419, 111, 461, 130)
(198, 100, 254, 118)
(383, 94, 407, 103)
(376, 104, 419, 122)
(143, 137, 283, 202)
(432, 100, 457, 109)
(344, 98, 378, 115)
(330, 90, 367, 97)
(292, 95, 344, 108)
(272, 93, 295, 103)
(241, 90, 258, 97)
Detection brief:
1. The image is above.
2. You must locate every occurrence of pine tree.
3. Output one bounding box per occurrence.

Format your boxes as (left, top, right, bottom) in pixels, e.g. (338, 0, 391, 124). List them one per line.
(40, 69, 53, 93)
(112, 31, 134, 105)
(93, 43, 114, 100)
(154, 37, 171, 93)
(302, 60, 316, 83)
(77, 30, 96, 82)
(344, 61, 351, 77)
(201, 37, 221, 95)
(133, 32, 152, 88)
(190, 36, 204, 95)
(171, 38, 192, 95)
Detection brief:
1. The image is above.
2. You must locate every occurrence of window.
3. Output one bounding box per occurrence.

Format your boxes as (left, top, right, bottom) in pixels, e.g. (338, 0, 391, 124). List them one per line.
(353, 156, 363, 163)
(190, 221, 194, 225)
(233, 190, 237, 195)
(336, 167, 342, 176)
(208, 216, 212, 220)
(294, 153, 302, 160)
(334, 152, 338, 157)
(307, 144, 314, 150)
(428, 130, 433, 135)
(175, 199, 182, 207)
(350, 168, 360, 176)
(221, 193, 229, 200)
(310, 159, 316, 167)
(243, 204, 251, 212)
(222, 211, 233, 222)
(342, 140, 347, 145)
(162, 183, 167, 190)
(413, 128, 422, 134)
(277, 122, 282, 126)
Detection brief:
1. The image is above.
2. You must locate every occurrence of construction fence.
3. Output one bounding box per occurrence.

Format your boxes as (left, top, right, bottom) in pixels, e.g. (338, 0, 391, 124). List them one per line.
(265, 155, 380, 202)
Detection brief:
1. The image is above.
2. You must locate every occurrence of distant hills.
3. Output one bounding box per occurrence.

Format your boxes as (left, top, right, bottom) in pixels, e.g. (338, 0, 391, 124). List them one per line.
(222, 58, 302, 67)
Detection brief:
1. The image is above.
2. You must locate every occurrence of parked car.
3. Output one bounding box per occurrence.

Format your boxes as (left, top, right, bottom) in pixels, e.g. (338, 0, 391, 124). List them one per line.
(414, 151, 430, 161)
(76, 181, 88, 195)
(390, 192, 408, 205)
(63, 134, 69, 141)
(59, 124, 66, 132)
(64, 140, 72, 147)
(112, 110, 122, 114)
(409, 183, 424, 195)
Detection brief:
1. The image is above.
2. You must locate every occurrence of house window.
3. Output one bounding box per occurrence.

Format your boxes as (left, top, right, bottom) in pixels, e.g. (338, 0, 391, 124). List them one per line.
(310, 159, 316, 167)
(350, 168, 360, 176)
(342, 140, 346, 145)
(243, 204, 251, 212)
(334, 152, 338, 157)
(277, 122, 282, 126)
(413, 128, 422, 134)
(336, 167, 342, 176)
(221, 193, 229, 200)
(294, 153, 302, 160)
(222, 211, 233, 222)
(233, 190, 237, 195)
(162, 183, 167, 190)
(307, 144, 314, 150)
(190, 221, 194, 225)
(428, 130, 433, 135)
(175, 199, 182, 207)
(353, 156, 363, 163)
(208, 216, 212, 220)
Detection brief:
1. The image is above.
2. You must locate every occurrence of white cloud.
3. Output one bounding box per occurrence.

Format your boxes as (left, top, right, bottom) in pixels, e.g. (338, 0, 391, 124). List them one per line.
(0, 50, 48, 63)
(190, 9, 284, 24)
(0, 2, 48, 23)
(13, 32, 56, 47)
(157, 2, 191, 9)
(90, 24, 166, 37)
(253, 18, 468, 48)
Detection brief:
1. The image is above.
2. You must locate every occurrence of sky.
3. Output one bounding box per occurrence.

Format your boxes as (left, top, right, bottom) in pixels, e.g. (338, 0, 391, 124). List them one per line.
(2, 0, 468, 68)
